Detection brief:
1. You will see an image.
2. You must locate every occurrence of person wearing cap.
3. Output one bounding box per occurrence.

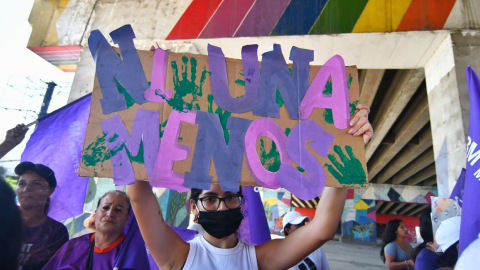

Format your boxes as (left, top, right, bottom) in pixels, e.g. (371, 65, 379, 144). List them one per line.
(282, 211, 330, 270)
(15, 161, 69, 270)
(434, 216, 461, 269)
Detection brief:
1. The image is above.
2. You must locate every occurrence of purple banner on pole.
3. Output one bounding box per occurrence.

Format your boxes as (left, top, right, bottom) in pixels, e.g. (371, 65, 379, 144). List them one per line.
(21, 94, 91, 221)
(450, 168, 465, 207)
(460, 67, 480, 255)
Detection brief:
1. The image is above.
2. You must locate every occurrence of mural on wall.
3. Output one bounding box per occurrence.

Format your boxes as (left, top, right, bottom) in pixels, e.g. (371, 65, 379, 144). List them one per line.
(262, 188, 292, 235)
(154, 187, 190, 228)
(341, 189, 377, 242)
(359, 183, 437, 204)
(167, 0, 458, 40)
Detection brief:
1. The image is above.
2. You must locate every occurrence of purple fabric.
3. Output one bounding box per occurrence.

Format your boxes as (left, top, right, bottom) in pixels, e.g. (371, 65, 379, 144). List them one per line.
(114, 216, 150, 269)
(19, 217, 68, 270)
(234, 0, 291, 37)
(415, 248, 440, 270)
(460, 67, 480, 255)
(21, 94, 91, 221)
(244, 186, 271, 245)
(450, 168, 465, 207)
(42, 234, 118, 270)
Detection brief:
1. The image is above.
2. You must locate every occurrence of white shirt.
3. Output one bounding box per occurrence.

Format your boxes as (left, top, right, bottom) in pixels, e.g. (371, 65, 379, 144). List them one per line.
(183, 236, 258, 270)
(289, 248, 330, 270)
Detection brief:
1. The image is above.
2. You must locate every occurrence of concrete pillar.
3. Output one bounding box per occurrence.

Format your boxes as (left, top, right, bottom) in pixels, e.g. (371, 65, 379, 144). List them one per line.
(341, 189, 377, 244)
(425, 31, 480, 197)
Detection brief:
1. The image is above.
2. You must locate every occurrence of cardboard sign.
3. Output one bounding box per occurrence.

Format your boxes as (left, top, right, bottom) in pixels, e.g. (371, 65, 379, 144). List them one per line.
(79, 25, 368, 200)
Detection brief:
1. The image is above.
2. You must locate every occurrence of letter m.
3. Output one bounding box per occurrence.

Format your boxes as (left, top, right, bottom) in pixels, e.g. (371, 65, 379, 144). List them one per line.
(89, 25, 148, 114)
(467, 141, 480, 166)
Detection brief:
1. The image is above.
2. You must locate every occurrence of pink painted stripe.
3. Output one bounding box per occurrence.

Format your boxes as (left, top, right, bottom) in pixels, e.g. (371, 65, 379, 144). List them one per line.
(199, 0, 256, 38)
(234, 0, 290, 37)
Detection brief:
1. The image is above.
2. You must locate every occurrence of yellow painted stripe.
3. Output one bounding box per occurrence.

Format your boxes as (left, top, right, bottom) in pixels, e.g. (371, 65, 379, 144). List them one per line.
(56, 65, 77, 69)
(352, 0, 412, 33)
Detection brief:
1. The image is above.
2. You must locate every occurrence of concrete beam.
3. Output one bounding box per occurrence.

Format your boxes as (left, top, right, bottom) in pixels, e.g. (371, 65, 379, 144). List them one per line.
(374, 128, 433, 184)
(406, 204, 430, 217)
(368, 92, 430, 179)
(390, 203, 407, 215)
(423, 177, 438, 186)
(398, 204, 417, 216)
(380, 202, 395, 214)
(366, 69, 425, 161)
(375, 201, 384, 211)
(391, 148, 435, 185)
(359, 69, 385, 108)
(407, 164, 437, 185)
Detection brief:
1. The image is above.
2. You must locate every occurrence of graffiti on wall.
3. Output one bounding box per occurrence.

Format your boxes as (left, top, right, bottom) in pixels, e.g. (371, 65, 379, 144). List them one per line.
(342, 189, 377, 242)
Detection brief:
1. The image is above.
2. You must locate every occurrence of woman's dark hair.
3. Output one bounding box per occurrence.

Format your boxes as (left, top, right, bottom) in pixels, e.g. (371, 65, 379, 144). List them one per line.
(189, 187, 243, 202)
(96, 190, 131, 215)
(284, 224, 292, 236)
(0, 177, 23, 270)
(437, 240, 459, 267)
(380, 219, 403, 263)
(412, 208, 433, 262)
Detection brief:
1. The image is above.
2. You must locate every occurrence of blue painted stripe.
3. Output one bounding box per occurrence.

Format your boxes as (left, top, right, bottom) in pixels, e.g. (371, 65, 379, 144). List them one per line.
(270, 0, 328, 36)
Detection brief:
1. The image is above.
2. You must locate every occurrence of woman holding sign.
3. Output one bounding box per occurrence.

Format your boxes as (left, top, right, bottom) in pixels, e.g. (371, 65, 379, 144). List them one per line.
(128, 106, 373, 270)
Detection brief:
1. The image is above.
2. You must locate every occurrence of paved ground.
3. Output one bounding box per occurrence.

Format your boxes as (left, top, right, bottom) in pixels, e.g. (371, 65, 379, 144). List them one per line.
(271, 234, 385, 269)
(322, 239, 385, 270)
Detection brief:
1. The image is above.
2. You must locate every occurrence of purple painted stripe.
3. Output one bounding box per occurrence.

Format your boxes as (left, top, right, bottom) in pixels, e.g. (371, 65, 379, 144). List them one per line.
(199, 0, 256, 38)
(234, 0, 290, 37)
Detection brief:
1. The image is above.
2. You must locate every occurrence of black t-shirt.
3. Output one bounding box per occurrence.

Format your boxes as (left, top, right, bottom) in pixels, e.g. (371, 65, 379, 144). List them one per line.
(18, 217, 69, 270)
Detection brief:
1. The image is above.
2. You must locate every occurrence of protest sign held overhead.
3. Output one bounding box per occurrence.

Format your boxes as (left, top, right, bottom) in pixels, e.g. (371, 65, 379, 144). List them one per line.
(79, 24, 368, 200)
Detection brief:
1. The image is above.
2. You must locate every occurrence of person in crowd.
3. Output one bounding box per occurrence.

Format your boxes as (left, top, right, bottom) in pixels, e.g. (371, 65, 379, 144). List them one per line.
(127, 105, 373, 270)
(0, 124, 28, 159)
(0, 177, 23, 270)
(282, 211, 330, 270)
(15, 162, 69, 270)
(434, 216, 461, 269)
(412, 208, 439, 269)
(380, 219, 414, 270)
(455, 232, 480, 270)
(43, 190, 149, 269)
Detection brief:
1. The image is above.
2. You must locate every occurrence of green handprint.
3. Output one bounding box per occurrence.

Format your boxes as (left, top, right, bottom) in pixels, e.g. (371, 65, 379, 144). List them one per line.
(323, 73, 359, 124)
(159, 55, 210, 112)
(324, 145, 366, 186)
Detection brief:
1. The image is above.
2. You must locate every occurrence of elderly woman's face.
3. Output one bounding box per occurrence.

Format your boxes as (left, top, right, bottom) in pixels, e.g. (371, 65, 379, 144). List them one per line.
(94, 193, 130, 234)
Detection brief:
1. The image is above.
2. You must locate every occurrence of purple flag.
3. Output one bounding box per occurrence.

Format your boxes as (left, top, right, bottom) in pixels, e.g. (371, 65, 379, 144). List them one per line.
(21, 94, 91, 221)
(238, 186, 271, 245)
(114, 214, 150, 269)
(450, 168, 465, 207)
(460, 67, 480, 254)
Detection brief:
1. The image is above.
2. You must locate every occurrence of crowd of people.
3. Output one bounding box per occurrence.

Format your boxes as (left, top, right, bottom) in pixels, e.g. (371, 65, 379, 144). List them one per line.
(1, 100, 474, 270)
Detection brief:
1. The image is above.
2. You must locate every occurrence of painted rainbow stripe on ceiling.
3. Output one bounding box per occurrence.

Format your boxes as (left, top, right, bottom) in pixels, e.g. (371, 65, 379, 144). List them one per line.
(166, 0, 457, 40)
(29, 45, 82, 72)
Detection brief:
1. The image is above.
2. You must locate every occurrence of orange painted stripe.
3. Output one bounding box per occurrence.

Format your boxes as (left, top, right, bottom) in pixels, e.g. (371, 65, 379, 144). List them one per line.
(396, 0, 456, 31)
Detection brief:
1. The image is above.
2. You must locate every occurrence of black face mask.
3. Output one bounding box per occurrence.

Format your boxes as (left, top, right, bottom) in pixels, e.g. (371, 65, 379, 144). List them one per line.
(197, 208, 244, 239)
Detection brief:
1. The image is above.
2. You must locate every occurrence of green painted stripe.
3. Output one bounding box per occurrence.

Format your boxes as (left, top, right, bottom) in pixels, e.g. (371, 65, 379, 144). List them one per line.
(309, 0, 369, 34)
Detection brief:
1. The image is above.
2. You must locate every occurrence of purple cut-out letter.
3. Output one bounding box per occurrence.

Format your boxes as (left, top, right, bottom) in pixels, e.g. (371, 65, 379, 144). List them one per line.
(253, 45, 313, 119)
(89, 25, 148, 114)
(144, 47, 172, 102)
(100, 109, 160, 186)
(150, 110, 196, 192)
(299, 55, 350, 129)
(278, 120, 334, 200)
(244, 118, 292, 188)
(208, 44, 259, 113)
(184, 111, 252, 192)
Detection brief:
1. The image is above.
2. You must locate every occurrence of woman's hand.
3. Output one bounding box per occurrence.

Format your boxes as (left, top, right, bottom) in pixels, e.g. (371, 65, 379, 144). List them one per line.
(348, 104, 373, 145)
(407, 259, 415, 267)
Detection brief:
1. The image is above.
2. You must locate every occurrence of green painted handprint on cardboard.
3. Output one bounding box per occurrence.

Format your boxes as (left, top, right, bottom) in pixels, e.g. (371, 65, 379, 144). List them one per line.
(324, 145, 366, 186)
(161, 55, 210, 112)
